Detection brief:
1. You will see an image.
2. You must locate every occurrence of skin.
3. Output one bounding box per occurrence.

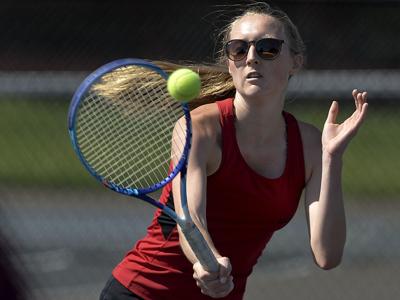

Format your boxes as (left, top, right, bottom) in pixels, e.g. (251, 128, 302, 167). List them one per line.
(172, 14, 368, 298)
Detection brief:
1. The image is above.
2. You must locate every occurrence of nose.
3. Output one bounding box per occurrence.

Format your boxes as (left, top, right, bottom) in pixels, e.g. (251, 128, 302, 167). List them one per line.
(246, 44, 259, 65)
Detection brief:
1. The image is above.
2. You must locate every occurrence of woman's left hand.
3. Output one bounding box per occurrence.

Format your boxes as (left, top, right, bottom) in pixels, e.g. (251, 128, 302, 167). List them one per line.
(322, 89, 368, 157)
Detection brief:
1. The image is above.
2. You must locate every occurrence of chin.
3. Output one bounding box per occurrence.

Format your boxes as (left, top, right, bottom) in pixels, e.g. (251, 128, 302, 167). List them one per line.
(241, 85, 269, 99)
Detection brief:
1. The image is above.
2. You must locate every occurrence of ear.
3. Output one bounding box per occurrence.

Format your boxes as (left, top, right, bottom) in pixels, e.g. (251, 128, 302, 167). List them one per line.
(289, 54, 303, 76)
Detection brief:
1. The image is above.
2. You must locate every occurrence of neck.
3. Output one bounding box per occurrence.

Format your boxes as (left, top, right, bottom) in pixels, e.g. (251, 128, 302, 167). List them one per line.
(235, 89, 285, 120)
(233, 93, 286, 143)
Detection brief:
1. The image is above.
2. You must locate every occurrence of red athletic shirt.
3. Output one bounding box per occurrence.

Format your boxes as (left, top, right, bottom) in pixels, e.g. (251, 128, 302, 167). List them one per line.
(112, 98, 306, 299)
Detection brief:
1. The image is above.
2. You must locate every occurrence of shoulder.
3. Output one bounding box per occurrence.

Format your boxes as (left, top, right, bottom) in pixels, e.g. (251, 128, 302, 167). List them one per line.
(189, 103, 222, 172)
(296, 119, 322, 182)
(190, 102, 221, 138)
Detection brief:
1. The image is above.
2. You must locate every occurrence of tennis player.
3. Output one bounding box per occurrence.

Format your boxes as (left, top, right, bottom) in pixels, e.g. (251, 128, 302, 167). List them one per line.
(100, 2, 368, 299)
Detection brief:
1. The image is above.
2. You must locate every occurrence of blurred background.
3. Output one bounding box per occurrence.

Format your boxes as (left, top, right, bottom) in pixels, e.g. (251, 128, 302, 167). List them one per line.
(0, 0, 399, 299)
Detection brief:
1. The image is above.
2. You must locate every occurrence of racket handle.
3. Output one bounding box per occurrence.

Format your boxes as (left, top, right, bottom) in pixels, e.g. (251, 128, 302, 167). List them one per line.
(181, 223, 219, 273)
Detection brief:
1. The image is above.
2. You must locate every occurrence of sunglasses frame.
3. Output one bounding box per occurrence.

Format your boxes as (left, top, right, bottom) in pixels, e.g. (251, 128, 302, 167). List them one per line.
(225, 38, 285, 61)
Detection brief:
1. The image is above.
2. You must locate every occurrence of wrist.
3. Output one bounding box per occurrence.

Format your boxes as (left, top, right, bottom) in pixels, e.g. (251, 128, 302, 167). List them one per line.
(322, 150, 343, 164)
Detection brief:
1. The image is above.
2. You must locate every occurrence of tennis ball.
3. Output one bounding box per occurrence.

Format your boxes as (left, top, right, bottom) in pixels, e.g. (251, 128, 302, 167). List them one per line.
(167, 68, 201, 102)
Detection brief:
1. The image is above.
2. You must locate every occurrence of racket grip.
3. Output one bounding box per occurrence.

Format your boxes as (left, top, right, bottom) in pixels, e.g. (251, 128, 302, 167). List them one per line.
(181, 223, 219, 273)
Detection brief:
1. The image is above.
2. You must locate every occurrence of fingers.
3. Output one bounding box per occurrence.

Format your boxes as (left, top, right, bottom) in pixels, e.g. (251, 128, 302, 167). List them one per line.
(218, 257, 232, 284)
(325, 100, 339, 124)
(193, 257, 234, 298)
(352, 89, 368, 112)
(196, 276, 234, 298)
(352, 89, 358, 109)
(322, 89, 368, 156)
(193, 261, 219, 285)
(354, 100, 369, 129)
(328, 90, 368, 126)
(352, 89, 369, 127)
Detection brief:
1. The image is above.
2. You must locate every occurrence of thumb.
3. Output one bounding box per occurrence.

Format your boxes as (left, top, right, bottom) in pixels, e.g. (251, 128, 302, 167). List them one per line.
(218, 257, 232, 283)
(326, 101, 339, 124)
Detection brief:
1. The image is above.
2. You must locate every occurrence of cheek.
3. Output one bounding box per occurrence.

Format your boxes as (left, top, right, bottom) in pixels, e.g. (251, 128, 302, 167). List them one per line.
(277, 52, 295, 76)
(267, 59, 293, 82)
(272, 65, 290, 81)
(228, 61, 240, 75)
(228, 63, 244, 84)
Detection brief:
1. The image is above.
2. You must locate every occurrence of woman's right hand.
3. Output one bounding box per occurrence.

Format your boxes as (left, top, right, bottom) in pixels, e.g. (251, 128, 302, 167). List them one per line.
(193, 257, 234, 298)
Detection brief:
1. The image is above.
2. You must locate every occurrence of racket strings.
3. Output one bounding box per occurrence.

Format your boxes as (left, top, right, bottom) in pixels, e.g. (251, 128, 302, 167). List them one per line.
(75, 65, 187, 189)
(80, 90, 175, 186)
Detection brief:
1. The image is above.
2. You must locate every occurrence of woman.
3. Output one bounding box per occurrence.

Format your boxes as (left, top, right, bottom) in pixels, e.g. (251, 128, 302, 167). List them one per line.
(101, 3, 368, 299)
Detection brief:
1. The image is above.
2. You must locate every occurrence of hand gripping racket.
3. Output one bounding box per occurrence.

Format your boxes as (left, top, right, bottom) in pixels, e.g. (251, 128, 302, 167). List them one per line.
(68, 58, 218, 272)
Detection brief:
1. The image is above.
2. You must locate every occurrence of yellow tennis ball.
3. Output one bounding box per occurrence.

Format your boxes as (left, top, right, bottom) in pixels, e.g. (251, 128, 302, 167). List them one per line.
(167, 68, 201, 102)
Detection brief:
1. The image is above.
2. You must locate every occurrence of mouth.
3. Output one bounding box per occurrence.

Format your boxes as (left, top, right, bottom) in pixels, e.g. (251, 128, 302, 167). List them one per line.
(246, 71, 263, 79)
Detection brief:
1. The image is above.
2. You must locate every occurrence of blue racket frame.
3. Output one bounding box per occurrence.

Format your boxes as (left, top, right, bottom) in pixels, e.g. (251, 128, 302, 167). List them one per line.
(68, 58, 219, 273)
(67, 58, 192, 218)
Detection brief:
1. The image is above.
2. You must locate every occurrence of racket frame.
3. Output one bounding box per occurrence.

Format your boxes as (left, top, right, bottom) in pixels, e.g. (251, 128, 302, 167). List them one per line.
(68, 59, 190, 219)
(68, 58, 218, 272)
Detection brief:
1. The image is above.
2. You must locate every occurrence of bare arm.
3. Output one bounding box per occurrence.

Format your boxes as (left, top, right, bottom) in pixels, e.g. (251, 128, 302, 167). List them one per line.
(171, 109, 234, 298)
(171, 116, 220, 263)
(304, 90, 368, 269)
(305, 140, 347, 269)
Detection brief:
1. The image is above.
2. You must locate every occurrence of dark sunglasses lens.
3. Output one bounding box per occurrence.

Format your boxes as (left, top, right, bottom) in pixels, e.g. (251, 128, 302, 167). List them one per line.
(226, 40, 248, 61)
(256, 39, 282, 59)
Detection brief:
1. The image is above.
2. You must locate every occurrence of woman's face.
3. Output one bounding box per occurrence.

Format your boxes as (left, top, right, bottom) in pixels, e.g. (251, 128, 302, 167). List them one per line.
(227, 14, 297, 100)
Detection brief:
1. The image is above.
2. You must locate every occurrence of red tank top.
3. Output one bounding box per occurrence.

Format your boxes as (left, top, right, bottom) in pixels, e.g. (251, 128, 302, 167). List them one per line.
(112, 98, 305, 300)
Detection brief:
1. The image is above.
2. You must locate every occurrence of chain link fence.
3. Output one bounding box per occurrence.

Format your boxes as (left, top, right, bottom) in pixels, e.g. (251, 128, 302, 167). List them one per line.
(1, 1, 399, 299)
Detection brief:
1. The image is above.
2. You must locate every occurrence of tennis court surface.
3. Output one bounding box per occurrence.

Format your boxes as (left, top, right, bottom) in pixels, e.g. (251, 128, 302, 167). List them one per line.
(1, 188, 399, 300)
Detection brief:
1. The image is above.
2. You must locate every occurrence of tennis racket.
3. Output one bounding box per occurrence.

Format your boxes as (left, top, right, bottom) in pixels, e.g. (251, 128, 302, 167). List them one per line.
(68, 58, 218, 272)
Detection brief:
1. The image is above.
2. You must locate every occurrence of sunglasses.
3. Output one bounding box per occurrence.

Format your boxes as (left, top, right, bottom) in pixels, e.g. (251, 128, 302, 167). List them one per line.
(225, 38, 284, 61)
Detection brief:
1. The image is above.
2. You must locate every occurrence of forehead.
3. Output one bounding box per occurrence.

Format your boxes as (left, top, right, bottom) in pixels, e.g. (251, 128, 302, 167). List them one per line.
(230, 14, 285, 40)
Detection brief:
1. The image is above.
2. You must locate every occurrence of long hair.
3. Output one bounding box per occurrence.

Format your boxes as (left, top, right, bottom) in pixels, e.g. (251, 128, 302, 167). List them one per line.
(92, 61, 234, 110)
(94, 2, 305, 110)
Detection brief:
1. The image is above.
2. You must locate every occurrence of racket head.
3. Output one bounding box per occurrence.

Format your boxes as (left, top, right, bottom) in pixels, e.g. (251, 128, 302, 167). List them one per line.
(68, 58, 191, 196)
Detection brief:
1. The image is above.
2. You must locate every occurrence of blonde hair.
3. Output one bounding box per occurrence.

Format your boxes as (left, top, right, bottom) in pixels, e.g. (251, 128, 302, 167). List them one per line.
(95, 2, 305, 110)
(154, 61, 234, 109)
